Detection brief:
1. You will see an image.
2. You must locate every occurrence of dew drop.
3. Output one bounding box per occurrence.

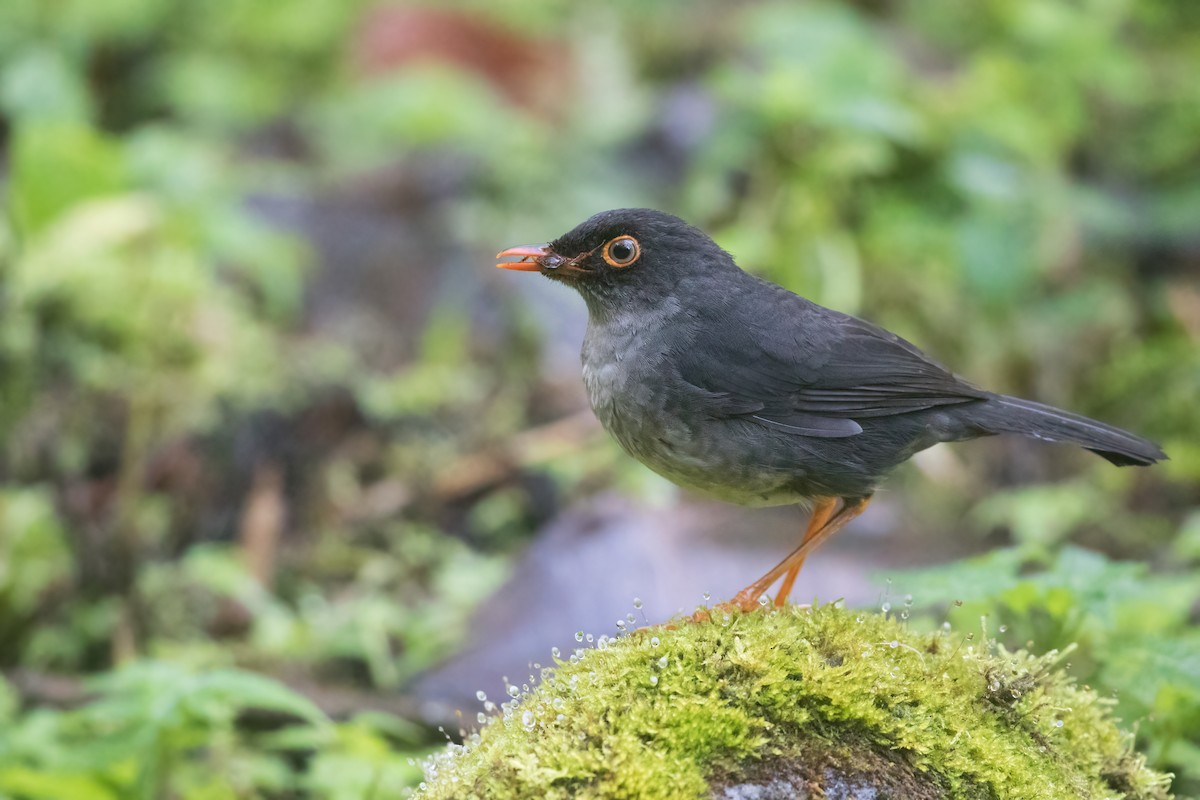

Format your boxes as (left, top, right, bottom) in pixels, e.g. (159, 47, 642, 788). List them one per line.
(904, 594, 913, 606)
(881, 602, 892, 613)
(650, 636, 660, 648)
(633, 597, 643, 609)
(855, 615, 865, 623)
(649, 674, 659, 686)
(942, 621, 952, 631)
(615, 620, 627, 631)
(575, 630, 584, 642)
(476, 690, 487, 702)
(759, 594, 770, 606)
(1054, 719, 1064, 728)
(889, 640, 899, 649)
(551, 646, 561, 659)
(477, 712, 487, 724)
(998, 625, 1008, 633)
(626, 613, 637, 624)
(507, 685, 520, 698)
(657, 656, 668, 669)
(586, 633, 594, 643)
(521, 710, 534, 728)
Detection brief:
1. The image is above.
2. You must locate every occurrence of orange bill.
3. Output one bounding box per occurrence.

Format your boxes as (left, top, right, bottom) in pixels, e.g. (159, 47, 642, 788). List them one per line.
(495, 244, 549, 271)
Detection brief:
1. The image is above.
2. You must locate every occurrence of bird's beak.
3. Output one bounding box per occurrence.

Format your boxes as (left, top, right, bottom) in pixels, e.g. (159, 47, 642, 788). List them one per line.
(495, 244, 550, 272)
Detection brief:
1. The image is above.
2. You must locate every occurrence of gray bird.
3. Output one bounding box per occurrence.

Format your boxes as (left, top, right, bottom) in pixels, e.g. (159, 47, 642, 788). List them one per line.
(497, 208, 1165, 612)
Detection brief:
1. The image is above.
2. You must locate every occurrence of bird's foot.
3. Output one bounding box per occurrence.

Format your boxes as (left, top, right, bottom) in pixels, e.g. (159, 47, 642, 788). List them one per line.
(686, 595, 814, 624)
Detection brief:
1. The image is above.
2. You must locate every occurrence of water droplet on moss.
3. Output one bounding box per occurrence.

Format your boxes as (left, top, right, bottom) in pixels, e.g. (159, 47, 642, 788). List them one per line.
(650, 636, 660, 647)
(575, 631, 584, 642)
(586, 634, 594, 643)
(551, 646, 561, 659)
(507, 685, 520, 698)
(521, 710, 534, 728)
(657, 656, 668, 669)
(633, 597, 643, 609)
(615, 620, 627, 631)
(998, 625, 1008, 633)
(758, 594, 770, 606)
(889, 640, 899, 648)
(649, 674, 659, 686)
(477, 712, 487, 724)
(1054, 719, 1064, 728)
(476, 690, 487, 702)
(881, 602, 892, 613)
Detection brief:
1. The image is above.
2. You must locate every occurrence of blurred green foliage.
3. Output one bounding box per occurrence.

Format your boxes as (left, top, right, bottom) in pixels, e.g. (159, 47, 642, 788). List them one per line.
(1, 0, 1197, 796)
(896, 545, 1200, 790)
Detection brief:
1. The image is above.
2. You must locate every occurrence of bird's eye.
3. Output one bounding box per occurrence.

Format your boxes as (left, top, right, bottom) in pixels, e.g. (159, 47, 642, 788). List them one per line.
(602, 236, 640, 268)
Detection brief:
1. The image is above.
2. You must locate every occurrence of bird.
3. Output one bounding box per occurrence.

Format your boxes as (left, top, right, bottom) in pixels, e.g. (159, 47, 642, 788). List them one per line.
(495, 208, 1165, 613)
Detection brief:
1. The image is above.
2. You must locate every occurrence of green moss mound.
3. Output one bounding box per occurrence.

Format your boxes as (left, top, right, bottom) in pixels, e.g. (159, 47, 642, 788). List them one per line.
(417, 605, 1173, 799)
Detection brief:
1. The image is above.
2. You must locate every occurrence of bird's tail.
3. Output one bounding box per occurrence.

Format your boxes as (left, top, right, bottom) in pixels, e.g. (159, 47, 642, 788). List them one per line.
(970, 395, 1166, 467)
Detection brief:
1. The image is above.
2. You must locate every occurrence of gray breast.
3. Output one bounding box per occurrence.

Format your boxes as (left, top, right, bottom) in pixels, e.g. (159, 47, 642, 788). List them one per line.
(580, 305, 809, 507)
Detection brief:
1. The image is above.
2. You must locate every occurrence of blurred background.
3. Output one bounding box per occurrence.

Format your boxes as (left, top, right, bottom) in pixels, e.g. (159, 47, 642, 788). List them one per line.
(1, 0, 1198, 796)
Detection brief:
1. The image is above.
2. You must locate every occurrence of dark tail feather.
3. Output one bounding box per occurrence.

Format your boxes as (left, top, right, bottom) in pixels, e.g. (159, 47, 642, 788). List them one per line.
(970, 395, 1166, 467)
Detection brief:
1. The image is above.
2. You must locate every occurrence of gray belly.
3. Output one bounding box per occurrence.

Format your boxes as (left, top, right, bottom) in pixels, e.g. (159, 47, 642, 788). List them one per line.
(582, 353, 811, 508)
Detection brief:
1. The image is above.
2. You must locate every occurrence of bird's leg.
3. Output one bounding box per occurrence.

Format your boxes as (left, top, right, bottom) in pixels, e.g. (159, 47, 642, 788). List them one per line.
(729, 496, 871, 613)
(772, 498, 839, 608)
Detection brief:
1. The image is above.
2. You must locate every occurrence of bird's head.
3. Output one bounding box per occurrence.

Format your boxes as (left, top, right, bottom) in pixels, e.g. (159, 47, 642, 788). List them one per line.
(496, 208, 737, 315)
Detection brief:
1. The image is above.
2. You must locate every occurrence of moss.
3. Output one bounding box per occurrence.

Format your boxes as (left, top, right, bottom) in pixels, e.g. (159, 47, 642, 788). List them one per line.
(416, 605, 1173, 799)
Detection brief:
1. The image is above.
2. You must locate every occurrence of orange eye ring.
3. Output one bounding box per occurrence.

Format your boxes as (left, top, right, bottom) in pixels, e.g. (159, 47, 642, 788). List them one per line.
(602, 236, 641, 268)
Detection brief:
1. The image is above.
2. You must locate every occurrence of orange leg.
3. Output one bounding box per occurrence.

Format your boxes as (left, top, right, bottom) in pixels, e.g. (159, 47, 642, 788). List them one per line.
(729, 495, 872, 613)
(773, 498, 839, 608)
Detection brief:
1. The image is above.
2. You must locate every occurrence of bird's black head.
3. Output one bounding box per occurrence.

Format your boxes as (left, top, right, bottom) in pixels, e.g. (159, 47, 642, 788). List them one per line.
(496, 208, 738, 316)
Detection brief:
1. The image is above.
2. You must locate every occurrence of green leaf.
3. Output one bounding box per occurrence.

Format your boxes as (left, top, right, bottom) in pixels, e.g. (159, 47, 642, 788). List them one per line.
(9, 121, 127, 237)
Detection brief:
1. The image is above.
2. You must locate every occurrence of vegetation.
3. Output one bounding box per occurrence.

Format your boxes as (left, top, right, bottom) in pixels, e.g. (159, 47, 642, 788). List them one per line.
(418, 604, 1173, 799)
(0, 0, 1196, 797)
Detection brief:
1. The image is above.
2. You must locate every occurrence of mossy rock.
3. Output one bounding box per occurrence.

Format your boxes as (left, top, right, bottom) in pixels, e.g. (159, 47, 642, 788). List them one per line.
(417, 605, 1172, 799)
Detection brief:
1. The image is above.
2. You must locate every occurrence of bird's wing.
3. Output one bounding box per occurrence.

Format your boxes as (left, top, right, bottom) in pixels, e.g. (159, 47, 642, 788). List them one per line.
(675, 291, 987, 439)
